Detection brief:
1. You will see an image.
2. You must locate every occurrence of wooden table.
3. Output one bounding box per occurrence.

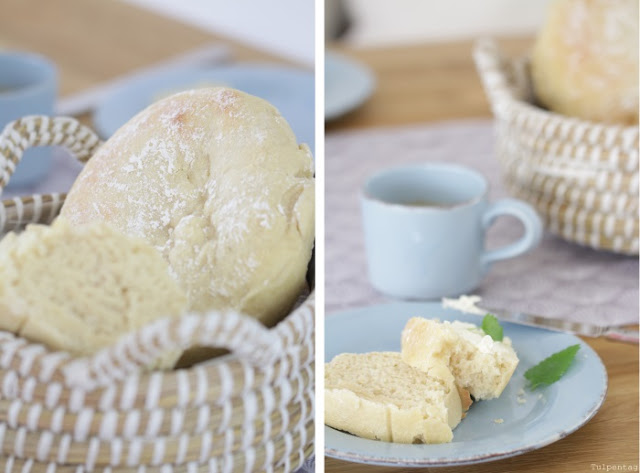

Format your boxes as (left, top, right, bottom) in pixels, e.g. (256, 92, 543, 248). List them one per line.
(0, 0, 296, 127)
(326, 37, 537, 130)
(326, 39, 639, 473)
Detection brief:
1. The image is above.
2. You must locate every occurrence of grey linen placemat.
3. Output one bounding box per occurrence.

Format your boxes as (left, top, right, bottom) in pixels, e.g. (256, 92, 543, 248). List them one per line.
(326, 120, 639, 325)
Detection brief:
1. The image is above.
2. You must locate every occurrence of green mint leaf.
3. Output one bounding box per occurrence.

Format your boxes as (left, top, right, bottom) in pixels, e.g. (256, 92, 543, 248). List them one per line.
(481, 314, 503, 341)
(524, 344, 580, 389)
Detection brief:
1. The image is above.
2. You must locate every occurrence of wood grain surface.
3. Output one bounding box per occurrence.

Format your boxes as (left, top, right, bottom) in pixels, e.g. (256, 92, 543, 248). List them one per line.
(325, 38, 639, 473)
(326, 37, 533, 130)
(0, 0, 296, 127)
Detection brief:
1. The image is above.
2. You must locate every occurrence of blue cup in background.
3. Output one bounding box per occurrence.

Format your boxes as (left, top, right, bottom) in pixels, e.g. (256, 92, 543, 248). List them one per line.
(361, 163, 543, 299)
(0, 52, 57, 188)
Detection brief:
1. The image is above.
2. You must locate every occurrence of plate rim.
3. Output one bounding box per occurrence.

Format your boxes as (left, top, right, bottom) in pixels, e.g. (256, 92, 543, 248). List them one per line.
(324, 301, 609, 467)
(325, 51, 375, 120)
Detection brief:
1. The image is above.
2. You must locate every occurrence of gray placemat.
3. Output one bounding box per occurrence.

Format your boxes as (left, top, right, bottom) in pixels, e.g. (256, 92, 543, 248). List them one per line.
(326, 120, 639, 325)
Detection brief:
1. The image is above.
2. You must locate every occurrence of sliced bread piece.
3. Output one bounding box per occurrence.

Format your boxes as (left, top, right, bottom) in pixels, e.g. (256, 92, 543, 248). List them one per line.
(0, 218, 187, 366)
(325, 352, 468, 444)
(401, 317, 519, 400)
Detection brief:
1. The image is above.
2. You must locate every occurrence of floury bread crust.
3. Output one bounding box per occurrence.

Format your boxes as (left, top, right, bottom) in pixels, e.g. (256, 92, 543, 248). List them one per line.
(0, 219, 187, 362)
(325, 352, 468, 444)
(61, 87, 315, 326)
(531, 0, 639, 125)
(401, 317, 519, 400)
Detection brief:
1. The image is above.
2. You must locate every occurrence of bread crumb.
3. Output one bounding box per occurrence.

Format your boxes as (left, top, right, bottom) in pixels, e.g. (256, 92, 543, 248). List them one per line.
(517, 388, 525, 396)
(517, 397, 527, 405)
(493, 418, 504, 424)
(441, 295, 485, 315)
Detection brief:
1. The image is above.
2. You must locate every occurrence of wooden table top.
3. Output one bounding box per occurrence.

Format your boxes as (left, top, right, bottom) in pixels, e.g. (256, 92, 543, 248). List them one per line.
(0, 0, 296, 127)
(326, 37, 536, 131)
(325, 38, 639, 473)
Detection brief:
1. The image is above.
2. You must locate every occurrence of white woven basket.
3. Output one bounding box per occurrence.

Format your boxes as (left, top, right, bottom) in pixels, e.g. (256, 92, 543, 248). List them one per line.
(473, 39, 639, 255)
(0, 116, 315, 473)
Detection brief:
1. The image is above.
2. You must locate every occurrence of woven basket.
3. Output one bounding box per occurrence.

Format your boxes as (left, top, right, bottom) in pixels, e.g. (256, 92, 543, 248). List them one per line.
(473, 39, 639, 255)
(0, 116, 315, 473)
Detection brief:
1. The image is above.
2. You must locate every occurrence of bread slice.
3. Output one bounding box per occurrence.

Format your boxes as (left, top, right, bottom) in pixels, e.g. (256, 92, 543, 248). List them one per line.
(402, 317, 519, 400)
(0, 218, 187, 366)
(325, 352, 469, 444)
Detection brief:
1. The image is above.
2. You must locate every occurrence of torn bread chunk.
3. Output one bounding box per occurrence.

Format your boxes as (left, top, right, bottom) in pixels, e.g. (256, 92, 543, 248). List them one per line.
(402, 317, 519, 400)
(0, 219, 187, 367)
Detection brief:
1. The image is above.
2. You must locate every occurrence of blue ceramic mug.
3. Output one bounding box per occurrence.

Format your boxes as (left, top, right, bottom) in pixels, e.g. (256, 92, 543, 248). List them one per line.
(361, 163, 543, 299)
(0, 52, 57, 188)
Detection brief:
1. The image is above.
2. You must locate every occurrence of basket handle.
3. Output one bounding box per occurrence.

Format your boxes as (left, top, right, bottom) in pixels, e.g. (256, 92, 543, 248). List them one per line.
(472, 39, 531, 110)
(61, 293, 314, 390)
(0, 115, 102, 193)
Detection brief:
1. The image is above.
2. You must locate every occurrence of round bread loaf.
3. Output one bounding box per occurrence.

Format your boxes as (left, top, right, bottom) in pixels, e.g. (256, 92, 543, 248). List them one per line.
(0, 219, 187, 362)
(61, 87, 314, 326)
(531, 0, 639, 125)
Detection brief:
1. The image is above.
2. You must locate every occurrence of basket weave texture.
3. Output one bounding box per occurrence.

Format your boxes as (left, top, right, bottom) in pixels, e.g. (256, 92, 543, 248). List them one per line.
(473, 39, 639, 255)
(0, 116, 315, 473)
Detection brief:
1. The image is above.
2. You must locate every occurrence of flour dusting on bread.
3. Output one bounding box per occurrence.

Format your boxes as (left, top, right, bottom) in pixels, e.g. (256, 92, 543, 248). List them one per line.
(61, 87, 314, 326)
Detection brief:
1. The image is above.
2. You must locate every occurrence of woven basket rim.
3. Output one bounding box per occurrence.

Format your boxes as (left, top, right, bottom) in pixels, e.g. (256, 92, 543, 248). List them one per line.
(0, 116, 316, 393)
(474, 38, 639, 255)
(0, 290, 314, 403)
(0, 115, 315, 473)
(501, 83, 639, 134)
(474, 39, 639, 134)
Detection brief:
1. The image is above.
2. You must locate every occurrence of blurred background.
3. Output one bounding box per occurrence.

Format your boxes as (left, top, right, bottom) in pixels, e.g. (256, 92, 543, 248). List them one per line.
(0, 0, 314, 194)
(123, 0, 314, 65)
(323, 0, 548, 127)
(326, 0, 551, 45)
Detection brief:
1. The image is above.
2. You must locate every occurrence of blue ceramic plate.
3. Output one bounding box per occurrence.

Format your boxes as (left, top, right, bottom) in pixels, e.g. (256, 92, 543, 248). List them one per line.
(325, 51, 375, 120)
(325, 302, 608, 467)
(93, 63, 315, 150)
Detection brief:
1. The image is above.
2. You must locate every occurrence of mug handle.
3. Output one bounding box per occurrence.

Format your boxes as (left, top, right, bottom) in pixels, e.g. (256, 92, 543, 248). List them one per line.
(481, 198, 543, 273)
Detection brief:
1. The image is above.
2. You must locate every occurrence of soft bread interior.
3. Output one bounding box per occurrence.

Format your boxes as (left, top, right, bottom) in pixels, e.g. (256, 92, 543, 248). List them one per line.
(0, 218, 187, 366)
(402, 317, 519, 400)
(325, 352, 464, 444)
